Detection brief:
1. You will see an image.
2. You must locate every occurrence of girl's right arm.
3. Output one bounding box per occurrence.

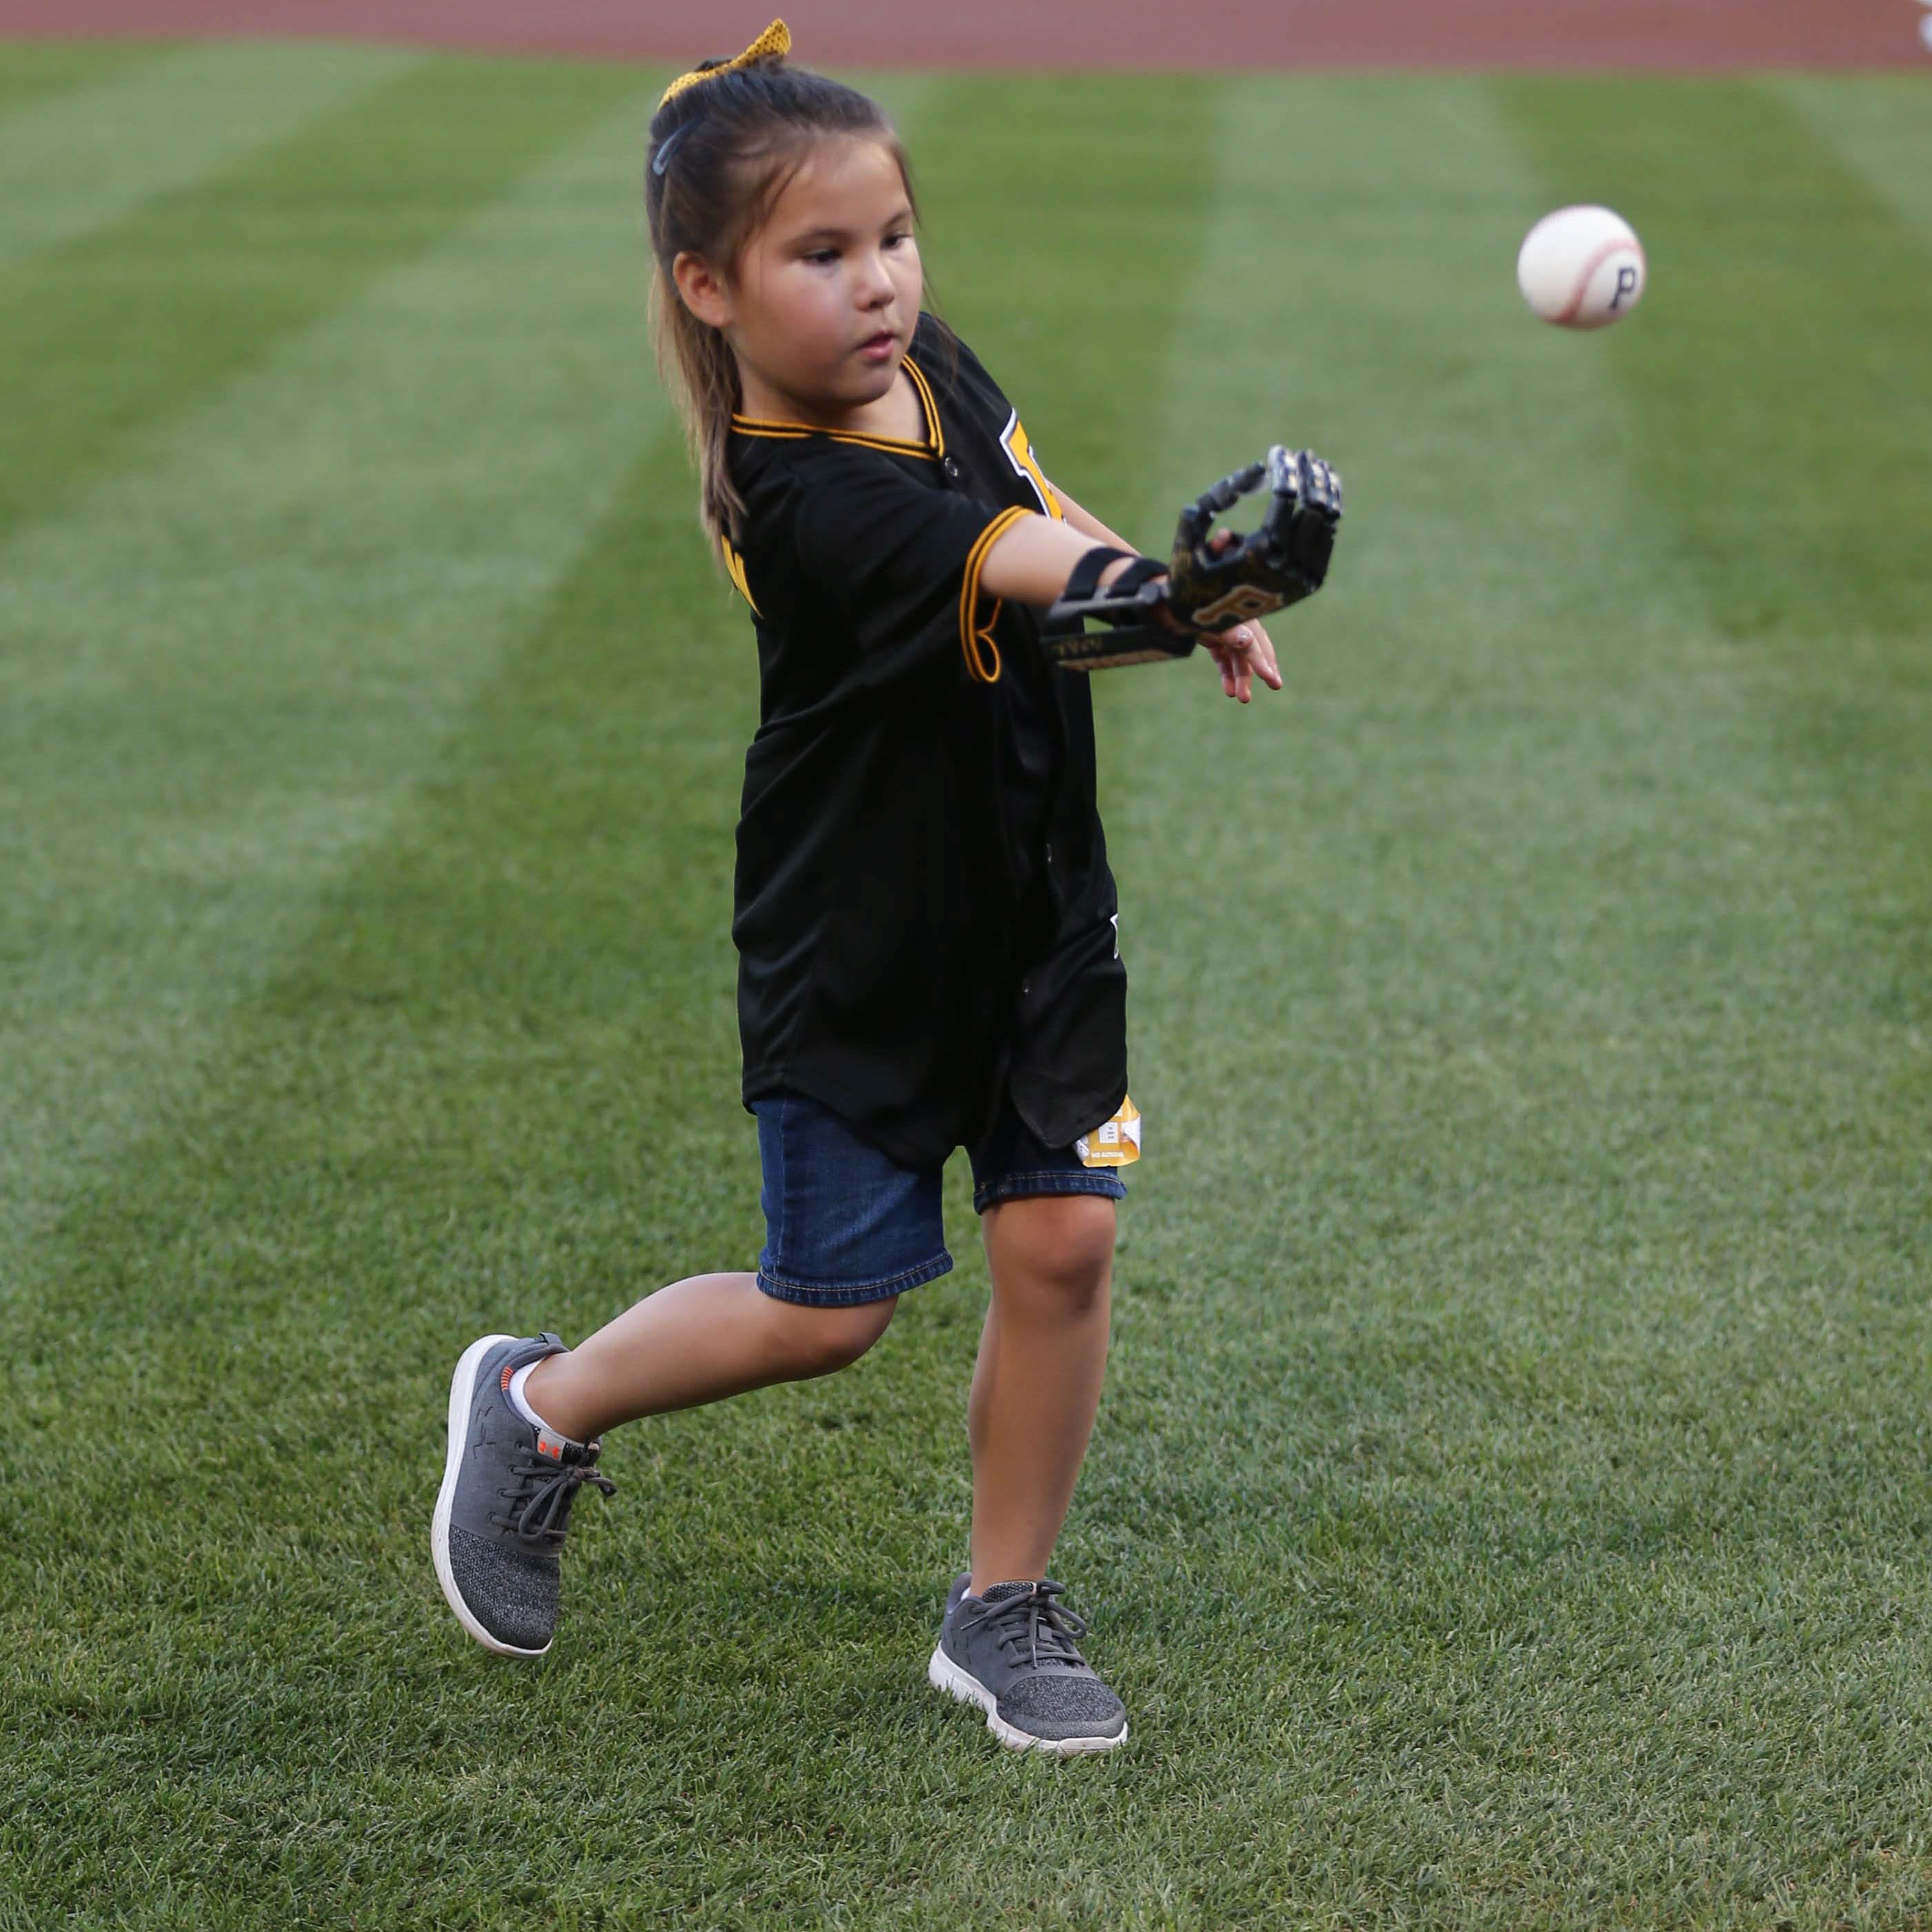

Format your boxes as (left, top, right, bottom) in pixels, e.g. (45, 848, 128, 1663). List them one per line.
(977, 510, 1144, 608)
(981, 512, 1283, 701)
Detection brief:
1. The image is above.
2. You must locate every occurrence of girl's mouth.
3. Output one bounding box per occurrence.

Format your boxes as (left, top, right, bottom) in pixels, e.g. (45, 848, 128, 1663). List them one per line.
(857, 329, 899, 364)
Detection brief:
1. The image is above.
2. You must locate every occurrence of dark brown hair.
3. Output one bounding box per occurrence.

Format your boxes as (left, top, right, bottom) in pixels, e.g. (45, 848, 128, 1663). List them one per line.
(645, 50, 917, 547)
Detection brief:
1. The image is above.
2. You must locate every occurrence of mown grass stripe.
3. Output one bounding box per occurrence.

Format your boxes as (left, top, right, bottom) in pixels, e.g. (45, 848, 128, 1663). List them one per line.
(0, 34, 154, 114)
(1754, 81, 1932, 1032)
(0, 51, 641, 550)
(0, 85, 666, 1272)
(0, 41, 411, 275)
(1775, 75, 1932, 246)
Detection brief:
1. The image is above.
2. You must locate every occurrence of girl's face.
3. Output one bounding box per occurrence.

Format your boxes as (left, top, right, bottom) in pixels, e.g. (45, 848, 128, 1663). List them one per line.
(681, 135, 922, 421)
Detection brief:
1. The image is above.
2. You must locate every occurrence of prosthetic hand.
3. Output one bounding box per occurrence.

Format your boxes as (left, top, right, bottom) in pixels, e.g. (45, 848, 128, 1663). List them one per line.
(1040, 446, 1344, 671)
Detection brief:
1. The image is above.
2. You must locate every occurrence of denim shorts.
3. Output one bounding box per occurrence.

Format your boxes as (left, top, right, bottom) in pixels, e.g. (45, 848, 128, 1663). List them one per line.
(751, 1090, 1128, 1308)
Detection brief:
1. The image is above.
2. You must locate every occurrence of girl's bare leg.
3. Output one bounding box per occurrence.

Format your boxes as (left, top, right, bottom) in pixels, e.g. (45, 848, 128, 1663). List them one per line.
(521, 1273, 896, 1444)
(966, 1194, 1116, 1592)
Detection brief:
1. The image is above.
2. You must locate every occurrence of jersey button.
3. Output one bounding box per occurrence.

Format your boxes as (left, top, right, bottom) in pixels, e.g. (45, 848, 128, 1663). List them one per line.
(941, 455, 962, 484)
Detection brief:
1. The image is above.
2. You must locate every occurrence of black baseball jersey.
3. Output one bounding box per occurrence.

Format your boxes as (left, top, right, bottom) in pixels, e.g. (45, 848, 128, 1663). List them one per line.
(721, 312, 1128, 1170)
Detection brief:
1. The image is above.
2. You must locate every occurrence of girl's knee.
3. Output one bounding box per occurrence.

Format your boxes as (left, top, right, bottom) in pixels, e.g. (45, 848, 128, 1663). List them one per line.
(986, 1194, 1116, 1310)
(767, 1292, 897, 1378)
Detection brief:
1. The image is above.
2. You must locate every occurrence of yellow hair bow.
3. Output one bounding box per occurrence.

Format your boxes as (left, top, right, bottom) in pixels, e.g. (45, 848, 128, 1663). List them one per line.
(658, 19, 791, 110)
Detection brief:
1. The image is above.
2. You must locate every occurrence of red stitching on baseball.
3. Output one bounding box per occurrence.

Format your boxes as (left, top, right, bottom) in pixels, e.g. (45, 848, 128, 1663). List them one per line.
(1557, 233, 1645, 324)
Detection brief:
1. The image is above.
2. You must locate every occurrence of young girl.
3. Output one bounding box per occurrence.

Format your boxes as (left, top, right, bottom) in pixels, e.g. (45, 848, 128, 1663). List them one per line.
(430, 21, 1280, 1757)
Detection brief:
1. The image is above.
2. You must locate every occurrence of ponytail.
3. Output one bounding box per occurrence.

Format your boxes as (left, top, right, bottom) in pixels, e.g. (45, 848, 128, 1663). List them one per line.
(647, 265, 742, 547)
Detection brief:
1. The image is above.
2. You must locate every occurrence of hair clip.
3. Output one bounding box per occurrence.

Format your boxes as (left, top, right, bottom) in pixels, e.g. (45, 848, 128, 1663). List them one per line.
(651, 124, 688, 178)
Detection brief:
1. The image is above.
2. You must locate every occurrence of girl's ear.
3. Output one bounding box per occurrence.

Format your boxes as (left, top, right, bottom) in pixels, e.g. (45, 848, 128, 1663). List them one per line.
(673, 251, 733, 331)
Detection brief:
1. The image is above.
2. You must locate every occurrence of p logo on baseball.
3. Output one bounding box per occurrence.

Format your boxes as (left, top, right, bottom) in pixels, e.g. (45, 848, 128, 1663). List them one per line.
(1517, 204, 1648, 331)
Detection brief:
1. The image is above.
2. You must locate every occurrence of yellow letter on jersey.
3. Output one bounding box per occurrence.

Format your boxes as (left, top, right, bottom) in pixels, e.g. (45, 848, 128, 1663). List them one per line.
(720, 536, 761, 615)
(1000, 411, 1062, 521)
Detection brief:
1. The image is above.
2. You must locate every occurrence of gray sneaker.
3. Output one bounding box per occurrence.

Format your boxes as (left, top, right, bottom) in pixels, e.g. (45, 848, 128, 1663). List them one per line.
(928, 1577, 1128, 1755)
(430, 1332, 613, 1657)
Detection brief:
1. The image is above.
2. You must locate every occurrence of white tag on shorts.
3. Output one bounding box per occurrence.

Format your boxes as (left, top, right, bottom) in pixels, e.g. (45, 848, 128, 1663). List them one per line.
(1075, 1095, 1142, 1169)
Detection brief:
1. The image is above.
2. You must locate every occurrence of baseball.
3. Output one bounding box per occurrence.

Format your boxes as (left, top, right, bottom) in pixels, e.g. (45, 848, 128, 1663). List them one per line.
(1517, 204, 1647, 330)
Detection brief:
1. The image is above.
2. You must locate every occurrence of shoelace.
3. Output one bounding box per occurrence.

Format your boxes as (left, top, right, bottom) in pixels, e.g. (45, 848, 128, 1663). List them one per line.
(494, 1448, 615, 1544)
(966, 1580, 1090, 1673)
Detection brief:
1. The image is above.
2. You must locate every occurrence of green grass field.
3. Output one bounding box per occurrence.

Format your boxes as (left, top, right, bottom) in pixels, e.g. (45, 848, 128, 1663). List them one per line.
(2, 40, 1930, 1930)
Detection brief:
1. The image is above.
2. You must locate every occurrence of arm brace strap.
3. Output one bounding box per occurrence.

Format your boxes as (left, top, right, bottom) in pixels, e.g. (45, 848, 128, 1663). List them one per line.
(1039, 547, 1190, 672)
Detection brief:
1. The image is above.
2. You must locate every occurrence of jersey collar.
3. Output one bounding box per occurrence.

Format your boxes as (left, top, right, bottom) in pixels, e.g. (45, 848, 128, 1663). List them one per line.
(730, 354, 944, 461)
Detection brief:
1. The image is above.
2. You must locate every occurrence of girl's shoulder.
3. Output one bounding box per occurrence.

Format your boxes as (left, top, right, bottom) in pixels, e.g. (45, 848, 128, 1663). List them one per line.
(722, 313, 1022, 564)
(908, 312, 1010, 421)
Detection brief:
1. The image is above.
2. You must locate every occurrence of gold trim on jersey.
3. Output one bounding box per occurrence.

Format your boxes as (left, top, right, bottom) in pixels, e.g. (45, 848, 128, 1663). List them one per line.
(720, 535, 761, 615)
(902, 355, 946, 459)
(957, 505, 1029, 686)
(729, 353, 944, 459)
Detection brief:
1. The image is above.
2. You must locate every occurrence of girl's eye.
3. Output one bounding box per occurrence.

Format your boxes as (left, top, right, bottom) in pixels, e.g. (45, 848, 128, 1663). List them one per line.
(884, 232, 911, 251)
(805, 248, 839, 266)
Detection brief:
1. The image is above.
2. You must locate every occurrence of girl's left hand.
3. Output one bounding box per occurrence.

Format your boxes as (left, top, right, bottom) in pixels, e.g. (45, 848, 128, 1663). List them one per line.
(1203, 618, 1281, 704)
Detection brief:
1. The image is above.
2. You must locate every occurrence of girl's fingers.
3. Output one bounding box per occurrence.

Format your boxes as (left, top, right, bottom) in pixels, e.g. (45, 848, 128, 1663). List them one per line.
(1253, 628, 1282, 690)
(1207, 635, 1246, 700)
(1206, 626, 1281, 701)
(1233, 627, 1259, 701)
(1232, 623, 1282, 693)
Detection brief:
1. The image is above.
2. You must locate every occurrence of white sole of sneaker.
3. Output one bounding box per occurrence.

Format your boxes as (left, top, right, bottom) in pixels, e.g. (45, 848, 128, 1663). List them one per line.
(431, 1333, 550, 1660)
(926, 1644, 1128, 1757)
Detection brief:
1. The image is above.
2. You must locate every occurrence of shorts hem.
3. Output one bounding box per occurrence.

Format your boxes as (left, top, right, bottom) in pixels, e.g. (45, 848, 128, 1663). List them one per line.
(973, 1168, 1128, 1215)
(755, 1251, 954, 1308)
